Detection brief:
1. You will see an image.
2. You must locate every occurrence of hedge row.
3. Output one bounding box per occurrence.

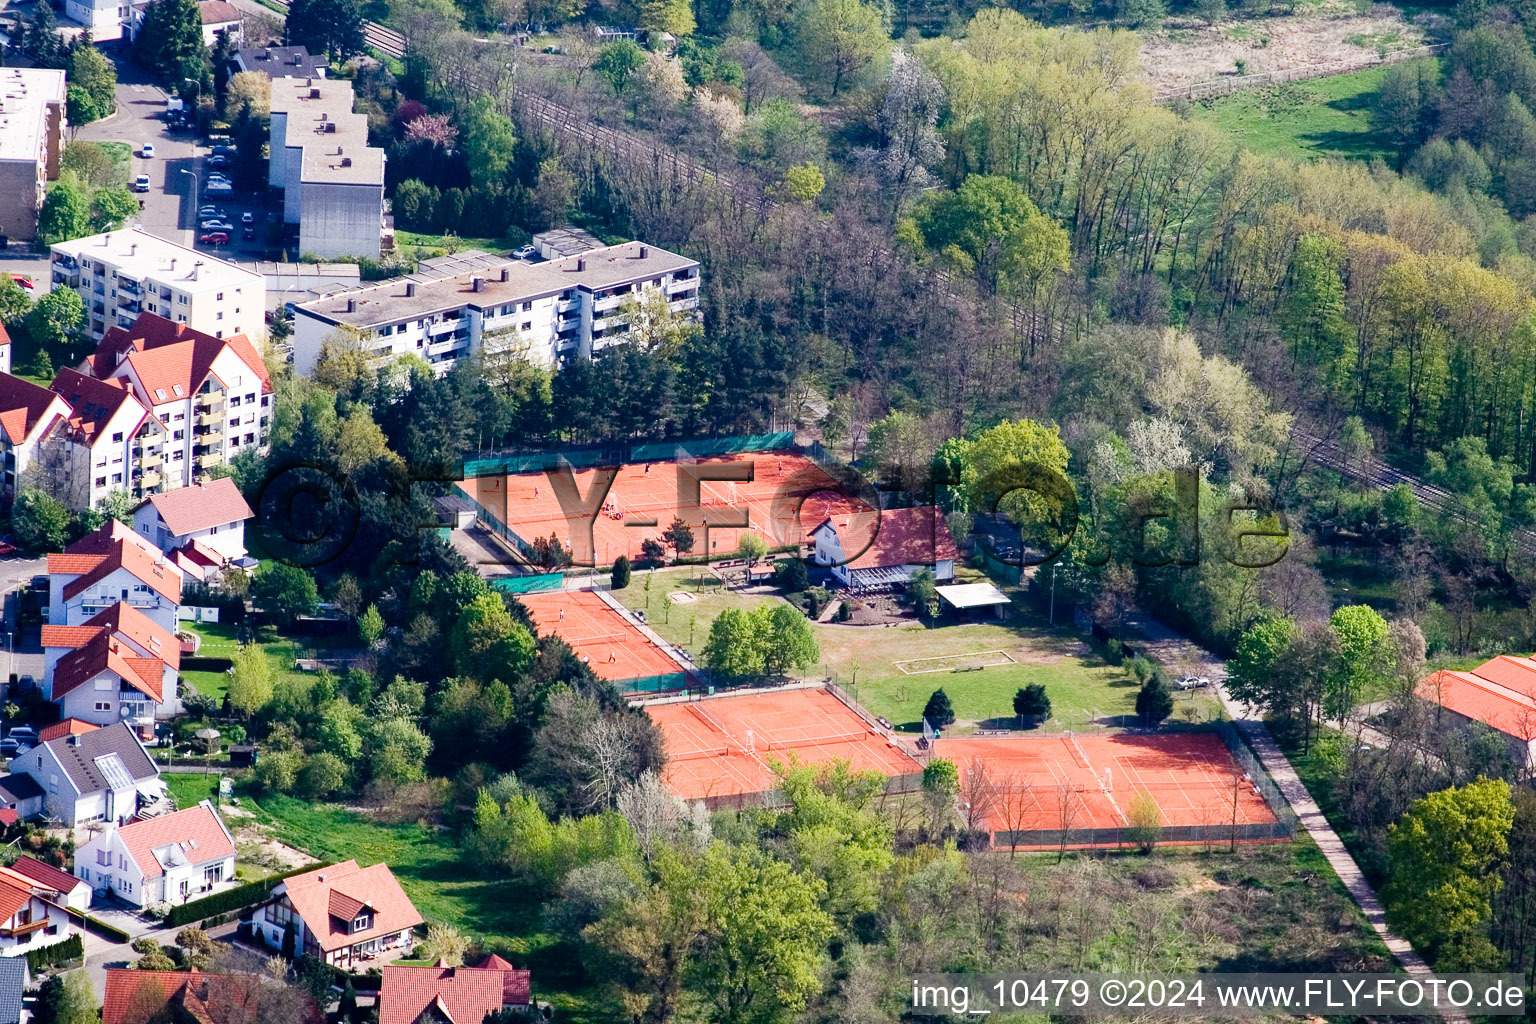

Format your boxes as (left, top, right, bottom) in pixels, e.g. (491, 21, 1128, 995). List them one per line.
(25, 933, 83, 972)
(166, 862, 334, 928)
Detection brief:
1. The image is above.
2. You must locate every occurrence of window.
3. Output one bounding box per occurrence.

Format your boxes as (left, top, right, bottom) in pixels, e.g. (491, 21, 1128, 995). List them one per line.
(95, 702, 111, 711)
(95, 476, 106, 488)
(173, 431, 184, 441)
(216, 312, 224, 321)
(229, 396, 240, 407)
(216, 292, 224, 300)
(177, 294, 187, 305)
(112, 432, 122, 443)
(521, 322, 531, 331)
(172, 451, 183, 461)
(521, 301, 532, 311)
(352, 912, 372, 933)
(96, 850, 109, 866)
(111, 473, 121, 485)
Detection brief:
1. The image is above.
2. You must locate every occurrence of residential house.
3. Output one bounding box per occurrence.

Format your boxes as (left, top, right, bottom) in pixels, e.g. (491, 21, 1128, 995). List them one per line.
(380, 957, 533, 1024)
(8, 856, 91, 913)
(0, 323, 10, 374)
(81, 312, 273, 490)
(102, 969, 323, 1024)
(75, 800, 236, 909)
(0, 864, 75, 957)
(133, 477, 253, 565)
(254, 860, 423, 969)
(231, 44, 327, 80)
(0, 777, 41, 822)
(40, 628, 180, 734)
(0, 372, 70, 499)
(1418, 656, 1536, 770)
(9, 722, 164, 827)
(809, 505, 958, 589)
(0, 68, 66, 240)
(290, 241, 700, 375)
(47, 520, 183, 631)
(0, 958, 23, 1024)
(47, 369, 160, 509)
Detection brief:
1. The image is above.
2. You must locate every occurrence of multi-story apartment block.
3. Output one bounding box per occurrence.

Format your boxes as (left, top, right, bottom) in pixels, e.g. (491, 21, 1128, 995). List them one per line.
(268, 78, 386, 260)
(47, 370, 159, 511)
(79, 312, 273, 490)
(50, 229, 266, 343)
(0, 373, 71, 500)
(290, 241, 701, 375)
(0, 68, 66, 243)
(47, 520, 184, 632)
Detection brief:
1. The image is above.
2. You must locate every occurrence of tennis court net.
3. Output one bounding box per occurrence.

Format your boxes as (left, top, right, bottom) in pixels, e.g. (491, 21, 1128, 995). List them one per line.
(688, 702, 730, 735)
(670, 744, 730, 762)
(564, 630, 631, 647)
(763, 729, 869, 750)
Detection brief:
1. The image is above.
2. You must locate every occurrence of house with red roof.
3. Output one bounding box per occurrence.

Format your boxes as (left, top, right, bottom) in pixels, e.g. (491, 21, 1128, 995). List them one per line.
(379, 957, 533, 1024)
(0, 862, 76, 957)
(810, 505, 958, 589)
(102, 969, 323, 1024)
(8, 855, 91, 912)
(253, 860, 424, 970)
(0, 371, 70, 500)
(48, 368, 162, 510)
(39, 600, 181, 733)
(75, 799, 236, 909)
(133, 476, 254, 565)
(1418, 655, 1536, 769)
(82, 312, 272, 492)
(47, 520, 183, 632)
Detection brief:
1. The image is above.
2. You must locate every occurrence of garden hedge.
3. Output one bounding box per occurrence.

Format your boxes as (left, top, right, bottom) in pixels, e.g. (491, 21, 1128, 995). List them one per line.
(25, 933, 82, 971)
(166, 861, 334, 927)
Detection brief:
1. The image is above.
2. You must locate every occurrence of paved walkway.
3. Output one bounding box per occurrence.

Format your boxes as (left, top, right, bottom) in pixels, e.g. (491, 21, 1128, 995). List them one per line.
(1125, 615, 1435, 978)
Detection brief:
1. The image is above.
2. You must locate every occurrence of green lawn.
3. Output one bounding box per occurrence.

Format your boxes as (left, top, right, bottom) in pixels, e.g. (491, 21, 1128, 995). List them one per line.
(179, 620, 318, 703)
(1191, 61, 1434, 162)
(612, 569, 1223, 732)
(393, 229, 531, 256)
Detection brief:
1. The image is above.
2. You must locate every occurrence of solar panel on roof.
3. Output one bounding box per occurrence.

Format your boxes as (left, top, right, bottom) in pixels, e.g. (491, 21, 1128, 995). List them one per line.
(95, 753, 134, 791)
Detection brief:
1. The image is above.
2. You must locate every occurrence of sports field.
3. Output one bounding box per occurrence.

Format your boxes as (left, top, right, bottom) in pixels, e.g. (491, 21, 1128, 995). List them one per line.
(938, 733, 1280, 846)
(519, 590, 683, 691)
(464, 451, 874, 564)
(649, 687, 921, 802)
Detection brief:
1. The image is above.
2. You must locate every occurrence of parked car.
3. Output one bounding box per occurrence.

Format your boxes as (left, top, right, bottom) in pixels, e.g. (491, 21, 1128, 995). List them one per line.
(207, 155, 229, 170)
(133, 174, 151, 193)
(241, 211, 255, 225)
(0, 739, 17, 757)
(1, 274, 32, 292)
(198, 205, 227, 219)
(1173, 675, 1212, 691)
(8, 726, 37, 747)
(0, 540, 15, 556)
(205, 181, 234, 195)
(200, 231, 230, 245)
(200, 219, 235, 232)
(141, 143, 155, 158)
(513, 244, 537, 259)
(29, 575, 47, 590)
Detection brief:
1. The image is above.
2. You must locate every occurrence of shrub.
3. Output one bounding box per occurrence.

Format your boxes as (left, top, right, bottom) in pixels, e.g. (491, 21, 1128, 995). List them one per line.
(165, 862, 334, 927)
(611, 555, 631, 590)
(771, 558, 809, 592)
(25, 932, 83, 972)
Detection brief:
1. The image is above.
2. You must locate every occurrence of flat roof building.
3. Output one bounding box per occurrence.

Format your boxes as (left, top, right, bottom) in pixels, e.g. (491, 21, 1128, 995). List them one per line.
(290, 241, 701, 375)
(0, 68, 66, 243)
(50, 229, 266, 342)
(268, 77, 386, 261)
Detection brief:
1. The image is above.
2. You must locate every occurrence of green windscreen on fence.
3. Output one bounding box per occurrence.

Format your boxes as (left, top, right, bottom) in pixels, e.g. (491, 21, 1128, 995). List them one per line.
(489, 573, 565, 594)
(628, 432, 794, 462)
(619, 672, 688, 694)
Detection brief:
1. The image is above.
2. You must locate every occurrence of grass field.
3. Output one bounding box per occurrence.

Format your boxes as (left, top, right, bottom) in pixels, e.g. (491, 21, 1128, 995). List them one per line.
(394, 229, 531, 256)
(99, 142, 131, 186)
(610, 569, 1223, 732)
(1191, 61, 1433, 162)
(178, 621, 322, 703)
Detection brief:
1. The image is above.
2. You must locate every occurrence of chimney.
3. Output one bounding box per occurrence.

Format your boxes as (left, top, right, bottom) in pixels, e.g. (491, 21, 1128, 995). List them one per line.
(404, 282, 416, 297)
(638, 245, 648, 258)
(69, 734, 81, 747)
(325, 122, 336, 133)
(170, 258, 177, 270)
(499, 267, 510, 282)
(309, 87, 321, 99)
(471, 277, 483, 292)
(320, 111, 327, 121)
(129, 243, 137, 256)
(340, 157, 351, 167)
(576, 257, 585, 272)
(345, 298, 356, 312)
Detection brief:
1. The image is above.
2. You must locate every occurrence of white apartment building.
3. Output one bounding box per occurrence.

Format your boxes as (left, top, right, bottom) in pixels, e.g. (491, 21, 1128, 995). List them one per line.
(50, 229, 266, 343)
(48, 369, 160, 510)
(0, 373, 71, 500)
(47, 519, 184, 632)
(0, 68, 65, 243)
(290, 242, 701, 375)
(269, 78, 385, 260)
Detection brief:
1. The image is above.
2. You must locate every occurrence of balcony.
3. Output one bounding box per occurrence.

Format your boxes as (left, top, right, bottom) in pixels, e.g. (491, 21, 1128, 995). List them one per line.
(138, 452, 162, 469)
(196, 393, 224, 410)
(0, 920, 51, 939)
(196, 452, 223, 468)
(139, 470, 162, 489)
(118, 279, 142, 297)
(196, 411, 222, 428)
(557, 299, 580, 315)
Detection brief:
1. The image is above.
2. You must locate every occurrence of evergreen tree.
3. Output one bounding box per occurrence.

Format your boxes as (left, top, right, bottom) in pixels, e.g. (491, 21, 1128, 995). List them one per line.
(922, 687, 954, 728)
(284, 0, 366, 61)
(1136, 677, 1173, 724)
(1012, 683, 1051, 725)
(611, 554, 631, 590)
(211, 27, 237, 112)
(135, 0, 208, 87)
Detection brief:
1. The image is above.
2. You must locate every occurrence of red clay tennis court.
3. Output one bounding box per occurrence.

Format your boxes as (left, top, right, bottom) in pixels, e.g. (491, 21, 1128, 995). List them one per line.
(649, 687, 922, 804)
(937, 733, 1284, 847)
(466, 452, 876, 564)
(520, 591, 685, 693)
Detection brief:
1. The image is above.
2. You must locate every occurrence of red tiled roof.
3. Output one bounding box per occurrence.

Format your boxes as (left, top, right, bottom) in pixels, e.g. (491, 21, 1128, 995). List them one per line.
(278, 861, 424, 954)
(57, 527, 182, 605)
(116, 802, 235, 879)
(50, 369, 148, 448)
(0, 875, 30, 924)
(0, 371, 66, 446)
(1418, 659, 1536, 741)
(97, 314, 269, 411)
(83, 601, 182, 670)
(199, 0, 241, 22)
(8, 854, 83, 893)
(102, 969, 322, 1024)
(40, 625, 103, 649)
(478, 955, 531, 1005)
(819, 505, 959, 571)
(380, 964, 521, 1024)
(50, 632, 168, 702)
(145, 477, 252, 537)
(0, 810, 18, 827)
(37, 719, 100, 743)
